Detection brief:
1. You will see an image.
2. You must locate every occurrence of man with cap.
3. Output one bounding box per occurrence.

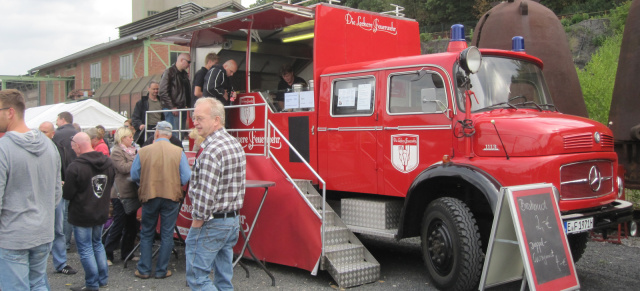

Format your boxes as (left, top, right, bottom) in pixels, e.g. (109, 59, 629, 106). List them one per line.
(130, 121, 191, 279)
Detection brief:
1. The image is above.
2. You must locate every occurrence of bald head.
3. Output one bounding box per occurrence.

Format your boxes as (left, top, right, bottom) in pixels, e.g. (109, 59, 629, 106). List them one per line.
(223, 60, 238, 77)
(39, 121, 55, 139)
(71, 132, 93, 155)
(176, 53, 191, 71)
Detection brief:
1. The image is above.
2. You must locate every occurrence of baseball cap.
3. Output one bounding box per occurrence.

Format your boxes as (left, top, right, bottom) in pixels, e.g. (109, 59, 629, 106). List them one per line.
(156, 121, 173, 131)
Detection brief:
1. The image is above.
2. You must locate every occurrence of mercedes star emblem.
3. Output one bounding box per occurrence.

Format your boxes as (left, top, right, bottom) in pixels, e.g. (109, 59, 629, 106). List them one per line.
(588, 165, 602, 192)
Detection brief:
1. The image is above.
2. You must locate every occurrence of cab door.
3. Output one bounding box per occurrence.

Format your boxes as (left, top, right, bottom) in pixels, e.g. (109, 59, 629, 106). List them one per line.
(318, 73, 380, 194)
(379, 67, 454, 197)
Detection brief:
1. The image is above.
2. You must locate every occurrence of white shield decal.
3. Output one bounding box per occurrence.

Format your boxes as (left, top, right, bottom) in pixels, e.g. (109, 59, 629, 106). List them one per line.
(91, 174, 108, 198)
(240, 96, 255, 126)
(391, 134, 419, 173)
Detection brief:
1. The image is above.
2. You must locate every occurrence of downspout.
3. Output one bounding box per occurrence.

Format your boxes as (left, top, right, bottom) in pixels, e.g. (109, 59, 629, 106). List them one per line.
(144, 38, 150, 76)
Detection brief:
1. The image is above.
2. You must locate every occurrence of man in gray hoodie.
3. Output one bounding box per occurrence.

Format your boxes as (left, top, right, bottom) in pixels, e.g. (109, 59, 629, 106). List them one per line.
(0, 89, 62, 290)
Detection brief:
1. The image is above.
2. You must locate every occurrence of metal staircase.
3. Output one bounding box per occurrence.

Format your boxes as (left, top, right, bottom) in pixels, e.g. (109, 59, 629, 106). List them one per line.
(294, 180, 380, 288)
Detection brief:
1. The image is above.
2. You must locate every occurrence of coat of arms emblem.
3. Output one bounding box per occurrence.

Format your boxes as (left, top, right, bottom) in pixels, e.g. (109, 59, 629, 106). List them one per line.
(391, 134, 419, 173)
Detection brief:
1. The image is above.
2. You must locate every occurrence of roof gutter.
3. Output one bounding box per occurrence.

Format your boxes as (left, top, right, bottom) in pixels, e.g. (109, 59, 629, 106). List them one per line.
(28, 36, 138, 75)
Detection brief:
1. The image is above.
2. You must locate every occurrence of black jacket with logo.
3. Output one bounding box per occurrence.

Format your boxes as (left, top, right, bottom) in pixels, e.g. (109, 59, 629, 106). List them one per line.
(63, 151, 115, 227)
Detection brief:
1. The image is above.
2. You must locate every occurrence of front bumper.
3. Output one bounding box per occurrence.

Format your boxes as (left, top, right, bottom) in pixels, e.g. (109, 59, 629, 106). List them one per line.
(561, 199, 634, 232)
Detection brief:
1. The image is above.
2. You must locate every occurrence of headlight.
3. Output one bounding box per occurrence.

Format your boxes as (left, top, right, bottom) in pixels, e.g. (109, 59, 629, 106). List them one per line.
(460, 46, 482, 74)
(617, 176, 624, 198)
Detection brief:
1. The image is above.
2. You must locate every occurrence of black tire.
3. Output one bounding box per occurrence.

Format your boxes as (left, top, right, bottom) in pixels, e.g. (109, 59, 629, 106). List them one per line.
(567, 232, 589, 262)
(421, 197, 483, 291)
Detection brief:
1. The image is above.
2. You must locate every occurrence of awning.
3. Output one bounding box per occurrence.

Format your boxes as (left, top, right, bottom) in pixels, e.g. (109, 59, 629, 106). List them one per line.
(154, 2, 314, 46)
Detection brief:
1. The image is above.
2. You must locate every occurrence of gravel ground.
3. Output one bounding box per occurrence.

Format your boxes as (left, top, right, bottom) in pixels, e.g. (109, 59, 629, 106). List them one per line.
(46, 234, 640, 290)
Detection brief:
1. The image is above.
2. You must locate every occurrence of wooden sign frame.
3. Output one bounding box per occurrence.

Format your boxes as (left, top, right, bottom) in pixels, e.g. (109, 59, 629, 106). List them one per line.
(479, 183, 579, 291)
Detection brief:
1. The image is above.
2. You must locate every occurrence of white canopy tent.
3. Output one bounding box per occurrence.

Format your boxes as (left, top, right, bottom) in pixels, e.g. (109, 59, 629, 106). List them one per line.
(26, 99, 127, 131)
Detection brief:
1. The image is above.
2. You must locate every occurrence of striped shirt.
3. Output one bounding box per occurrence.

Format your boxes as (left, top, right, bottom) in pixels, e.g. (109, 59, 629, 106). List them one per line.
(189, 128, 246, 220)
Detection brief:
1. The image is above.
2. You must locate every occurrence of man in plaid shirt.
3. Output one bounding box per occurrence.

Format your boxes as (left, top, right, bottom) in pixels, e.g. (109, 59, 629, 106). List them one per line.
(186, 97, 246, 290)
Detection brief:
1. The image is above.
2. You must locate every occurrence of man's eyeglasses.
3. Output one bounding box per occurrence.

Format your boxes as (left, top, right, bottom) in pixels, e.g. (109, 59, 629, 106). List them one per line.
(0, 107, 11, 111)
(186, 60, 192, 64)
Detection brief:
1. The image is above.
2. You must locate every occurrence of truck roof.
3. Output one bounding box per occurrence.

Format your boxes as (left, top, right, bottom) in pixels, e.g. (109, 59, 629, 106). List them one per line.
(320, 48, 544, 77)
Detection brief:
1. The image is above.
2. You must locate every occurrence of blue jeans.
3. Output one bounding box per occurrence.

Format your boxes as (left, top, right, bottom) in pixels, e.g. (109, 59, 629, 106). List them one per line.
(137, 198, 180, 277)
(163, 109, 184, 139)
(51, 200, 68, 271)
(63, 199, 73, 248)
(186, 216, 239, 291)
(0, 242, 52, 290)
(74, 225, 108, 289)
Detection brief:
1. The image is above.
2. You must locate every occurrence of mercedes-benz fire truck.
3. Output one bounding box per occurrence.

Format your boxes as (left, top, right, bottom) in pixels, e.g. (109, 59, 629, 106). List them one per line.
(158, 2, 633, 290)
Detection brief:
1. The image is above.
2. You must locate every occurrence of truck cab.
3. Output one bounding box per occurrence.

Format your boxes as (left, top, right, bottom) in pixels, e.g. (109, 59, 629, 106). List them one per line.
(157, 3, 632, 290)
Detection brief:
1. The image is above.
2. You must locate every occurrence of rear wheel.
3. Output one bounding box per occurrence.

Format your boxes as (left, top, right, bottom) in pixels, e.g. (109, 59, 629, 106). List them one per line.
(421, 197, 483, 291)
(567, 232, 589, 262)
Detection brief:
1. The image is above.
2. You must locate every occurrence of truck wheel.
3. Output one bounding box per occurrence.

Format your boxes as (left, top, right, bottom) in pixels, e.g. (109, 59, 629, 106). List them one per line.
(421, 197, 483, 291)
(567, 232, 589, 262)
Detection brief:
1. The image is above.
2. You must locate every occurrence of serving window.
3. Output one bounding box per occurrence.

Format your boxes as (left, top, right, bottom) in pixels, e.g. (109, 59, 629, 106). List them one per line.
(331, 76, 375, 116)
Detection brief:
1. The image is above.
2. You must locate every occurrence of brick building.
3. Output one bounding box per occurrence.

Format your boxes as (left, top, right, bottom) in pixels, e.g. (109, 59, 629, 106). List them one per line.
(25, 1, 243, 117)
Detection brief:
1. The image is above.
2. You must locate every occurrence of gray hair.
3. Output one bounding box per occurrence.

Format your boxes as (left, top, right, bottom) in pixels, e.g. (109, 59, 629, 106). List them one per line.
(194, 97, 225, 125)
(86, 127, 99, 140)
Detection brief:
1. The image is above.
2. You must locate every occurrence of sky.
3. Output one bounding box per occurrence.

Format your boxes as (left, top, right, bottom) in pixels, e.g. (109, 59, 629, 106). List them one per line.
(0, 0, 256, 76)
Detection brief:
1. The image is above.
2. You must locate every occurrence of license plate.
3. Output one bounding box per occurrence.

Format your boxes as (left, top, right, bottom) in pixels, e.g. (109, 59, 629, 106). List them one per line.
(564, 217, 594, 234)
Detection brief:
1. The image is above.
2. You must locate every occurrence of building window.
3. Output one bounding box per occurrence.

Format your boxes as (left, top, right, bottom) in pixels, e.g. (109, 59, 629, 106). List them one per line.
(170, 52, 180, 66)
(120, 54, 133, 80)
(46, 81, 53, 104)
(90, 62, 101, 91)
(331, 76, 376, 116)
(147, 10, 159, 17)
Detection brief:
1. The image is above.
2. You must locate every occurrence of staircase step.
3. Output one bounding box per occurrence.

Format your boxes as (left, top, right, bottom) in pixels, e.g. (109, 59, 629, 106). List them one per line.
(325, 243, 365, 265)
(305, 193, 322, 208)
(324, 226, 351, 245)
(346, 225, 398, 239)
(327, 261, 380, 288)
(319, 209, 336, 225)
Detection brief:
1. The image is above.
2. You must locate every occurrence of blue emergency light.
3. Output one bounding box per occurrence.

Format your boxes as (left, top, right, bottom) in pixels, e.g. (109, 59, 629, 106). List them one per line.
(450, 24, 465, 42)
(447, 24, 468, 52)
(512, 36, 525, 52)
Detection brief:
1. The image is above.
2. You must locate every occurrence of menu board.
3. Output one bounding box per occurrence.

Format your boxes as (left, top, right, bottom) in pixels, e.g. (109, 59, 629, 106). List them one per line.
(480, 184, 579, 291)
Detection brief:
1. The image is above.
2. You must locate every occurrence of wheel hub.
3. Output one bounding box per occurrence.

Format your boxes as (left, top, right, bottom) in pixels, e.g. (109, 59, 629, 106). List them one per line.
(427, 219, 454, 275)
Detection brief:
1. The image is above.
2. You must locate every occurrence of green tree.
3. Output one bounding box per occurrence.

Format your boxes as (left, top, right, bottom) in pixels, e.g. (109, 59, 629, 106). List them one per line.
(576, 33, 623, 125)
(343, 0, 394, 12)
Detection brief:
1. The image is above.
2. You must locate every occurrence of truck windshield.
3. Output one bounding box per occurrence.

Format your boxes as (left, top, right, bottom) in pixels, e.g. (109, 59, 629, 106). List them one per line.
(456, 56, 553, 112)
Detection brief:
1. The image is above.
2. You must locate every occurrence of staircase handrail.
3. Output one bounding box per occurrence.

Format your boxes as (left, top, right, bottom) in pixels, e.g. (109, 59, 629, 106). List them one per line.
(267, 120, 328, 259)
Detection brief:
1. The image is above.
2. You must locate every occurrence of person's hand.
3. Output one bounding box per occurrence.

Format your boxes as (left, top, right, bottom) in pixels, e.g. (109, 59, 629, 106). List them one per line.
(230, 91, 237, 102)
(172, 107, 179, 116)
(191, 219, 204, 228)
(139, 124, 145, 130)
(223, 92, 229, 101)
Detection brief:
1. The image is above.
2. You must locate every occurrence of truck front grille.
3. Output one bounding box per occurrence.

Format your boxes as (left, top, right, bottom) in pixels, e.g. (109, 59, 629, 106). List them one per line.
(563, 133, 592, 149)
(560, 160, 614, 200)
(563, 133, 614, 149)
(601, 133, 614, 148)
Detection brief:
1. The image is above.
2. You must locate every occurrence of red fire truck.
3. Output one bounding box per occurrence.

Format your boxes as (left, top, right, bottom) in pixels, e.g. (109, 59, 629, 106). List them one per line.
(159, 2, 633, 290)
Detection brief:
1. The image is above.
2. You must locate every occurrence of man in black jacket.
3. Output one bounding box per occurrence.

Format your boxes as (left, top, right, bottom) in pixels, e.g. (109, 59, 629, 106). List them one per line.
(64, 132, 115, 291)
(203, 59, 237, 106)
(132, 81, 164, 146)
(159, 53, 191, 139)
(52, 111, 81, 259)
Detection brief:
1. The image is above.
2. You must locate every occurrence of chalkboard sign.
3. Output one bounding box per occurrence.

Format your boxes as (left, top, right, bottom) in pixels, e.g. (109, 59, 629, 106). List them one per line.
(480, 183, 579, 291)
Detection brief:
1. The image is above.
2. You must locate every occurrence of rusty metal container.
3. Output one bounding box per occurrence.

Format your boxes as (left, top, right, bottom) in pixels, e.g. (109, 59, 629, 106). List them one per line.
(610, 0, 640, 189)
(471, 0, 588, 118)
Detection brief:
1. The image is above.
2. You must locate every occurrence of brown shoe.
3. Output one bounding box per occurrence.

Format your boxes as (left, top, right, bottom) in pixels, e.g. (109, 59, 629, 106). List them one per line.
(134, 270, 150, 279)
(155, 270, 172, 279)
